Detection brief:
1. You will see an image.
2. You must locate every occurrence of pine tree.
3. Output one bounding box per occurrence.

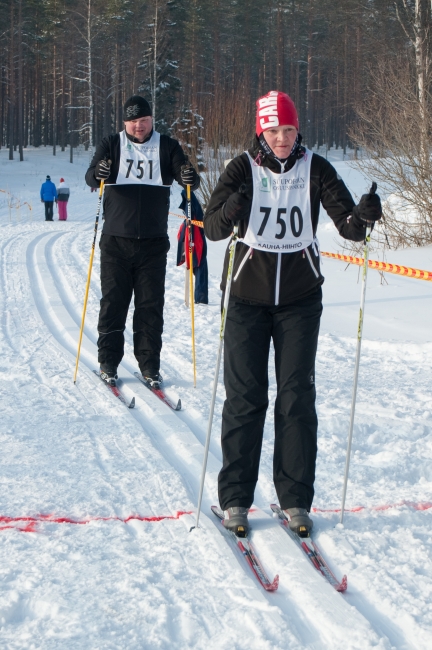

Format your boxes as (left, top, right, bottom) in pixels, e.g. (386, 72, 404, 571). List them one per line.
(139, 0, 181, 134)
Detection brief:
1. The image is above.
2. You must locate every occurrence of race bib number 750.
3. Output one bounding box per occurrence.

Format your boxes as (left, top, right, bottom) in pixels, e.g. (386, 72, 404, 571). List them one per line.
(257, 206, 303, 239)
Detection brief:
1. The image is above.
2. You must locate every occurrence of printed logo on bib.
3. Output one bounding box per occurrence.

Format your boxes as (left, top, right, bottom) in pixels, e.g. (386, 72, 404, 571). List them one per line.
(259, 178, 270, 192)
(272, 176, 305, 191)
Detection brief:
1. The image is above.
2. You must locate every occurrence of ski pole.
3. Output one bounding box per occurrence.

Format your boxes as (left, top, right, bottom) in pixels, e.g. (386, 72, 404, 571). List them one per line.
(340, 183, 376, 523)
(190, 224, 239, 532)
(186, 184, 197, 387)
(73, 179, 106, 384)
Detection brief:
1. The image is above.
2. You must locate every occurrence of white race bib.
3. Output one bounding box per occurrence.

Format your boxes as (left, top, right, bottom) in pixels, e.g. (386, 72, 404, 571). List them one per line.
(241, 150, 314, 252)
(115, 130, 166, 186)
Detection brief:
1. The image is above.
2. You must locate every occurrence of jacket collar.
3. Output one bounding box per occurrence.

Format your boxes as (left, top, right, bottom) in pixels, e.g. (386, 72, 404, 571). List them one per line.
(248, 134, 305, 173)
(125, 129, 153, 144)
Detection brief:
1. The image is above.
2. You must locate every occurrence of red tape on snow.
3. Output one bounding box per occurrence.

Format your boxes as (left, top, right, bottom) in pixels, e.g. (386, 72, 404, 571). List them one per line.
(0, 511, 192, 533)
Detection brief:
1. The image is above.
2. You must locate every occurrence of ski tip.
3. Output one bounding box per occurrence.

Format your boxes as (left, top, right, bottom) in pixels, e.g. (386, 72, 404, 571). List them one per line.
(175, 399, 182, 411)
(129, 397, 136, 409)
(337, 575, 348, 592)
(264, 574, 279, 592)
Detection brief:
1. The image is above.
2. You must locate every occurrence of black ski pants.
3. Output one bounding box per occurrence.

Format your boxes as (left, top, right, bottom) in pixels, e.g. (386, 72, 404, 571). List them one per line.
(218, 288, 322, 512)
(97, 234, 170, 372)
(44, 202, 54, 221)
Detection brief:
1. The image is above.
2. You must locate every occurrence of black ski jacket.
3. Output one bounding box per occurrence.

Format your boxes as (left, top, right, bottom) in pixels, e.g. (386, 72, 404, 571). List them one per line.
(85, 131, 200, 239)
(204, 138, 367, 306)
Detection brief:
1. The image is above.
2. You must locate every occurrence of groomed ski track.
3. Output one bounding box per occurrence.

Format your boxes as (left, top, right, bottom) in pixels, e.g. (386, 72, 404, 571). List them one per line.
(0, 220, 393, 649)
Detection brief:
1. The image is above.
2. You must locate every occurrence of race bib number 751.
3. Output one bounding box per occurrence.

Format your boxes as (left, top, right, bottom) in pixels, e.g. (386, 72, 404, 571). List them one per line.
(125, 159, 154, 180)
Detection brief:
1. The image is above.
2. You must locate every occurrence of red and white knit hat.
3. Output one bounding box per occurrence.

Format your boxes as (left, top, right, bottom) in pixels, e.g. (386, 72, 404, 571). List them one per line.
(256, 91, 299, 135)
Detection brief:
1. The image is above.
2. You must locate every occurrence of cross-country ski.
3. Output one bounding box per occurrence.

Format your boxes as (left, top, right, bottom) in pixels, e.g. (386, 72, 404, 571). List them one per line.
(211, 506, 279, 592)
(93, 370, 136, 409)
(270, 504, 347, 592)
(134, 372, 181, 411)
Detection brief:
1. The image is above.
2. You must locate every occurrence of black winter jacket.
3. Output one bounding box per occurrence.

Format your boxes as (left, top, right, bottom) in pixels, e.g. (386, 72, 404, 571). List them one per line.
(204, 139, 367, 306)
(85, 131, 200, 239)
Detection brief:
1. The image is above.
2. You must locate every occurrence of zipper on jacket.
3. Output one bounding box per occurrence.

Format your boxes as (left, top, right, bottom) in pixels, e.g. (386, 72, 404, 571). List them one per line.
(275, 253, 282, 305)
(305, 246, 320, 278)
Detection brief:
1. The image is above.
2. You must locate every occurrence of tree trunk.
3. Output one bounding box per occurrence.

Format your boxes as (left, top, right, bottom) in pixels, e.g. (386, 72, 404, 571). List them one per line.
(70, 74, 74, 163)
(87, 0, 94, 154)
(18, 0, 23, 161)
(9, 1, 14, 161)
(53, 40, 56, 155)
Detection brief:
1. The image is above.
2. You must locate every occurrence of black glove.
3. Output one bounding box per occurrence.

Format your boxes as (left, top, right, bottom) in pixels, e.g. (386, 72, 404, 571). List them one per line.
(95, 159, 111, 180)
(224, 177, 254, 222)
(353, 182, 382, 223)
(181, 163, 196, 186)
(238, 176, 253, 201)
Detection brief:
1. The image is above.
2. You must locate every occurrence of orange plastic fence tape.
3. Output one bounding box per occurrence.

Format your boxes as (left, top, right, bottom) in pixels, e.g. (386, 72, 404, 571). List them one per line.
(169, 211, 204, 228)
(321, 251, 432, 282)
(169, 213, 432, 282)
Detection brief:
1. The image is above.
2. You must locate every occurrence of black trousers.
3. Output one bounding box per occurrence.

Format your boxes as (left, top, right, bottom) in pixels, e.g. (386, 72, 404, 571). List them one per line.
(218, 288, 322, 512)
(44, 202, 54, 220)
(97, 234, 170, 372)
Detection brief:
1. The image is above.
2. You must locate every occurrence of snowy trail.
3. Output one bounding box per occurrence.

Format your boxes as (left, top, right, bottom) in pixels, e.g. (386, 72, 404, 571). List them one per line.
(1, 226, 301, 649)
(0, 222, 389, 649)
(1, 149, 432, 648)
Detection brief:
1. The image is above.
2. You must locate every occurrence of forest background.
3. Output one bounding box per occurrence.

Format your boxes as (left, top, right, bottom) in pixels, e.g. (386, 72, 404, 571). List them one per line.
(1, 0, 432, 244)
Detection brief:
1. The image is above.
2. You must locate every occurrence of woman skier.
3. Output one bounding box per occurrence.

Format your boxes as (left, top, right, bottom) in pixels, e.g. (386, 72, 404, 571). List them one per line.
(56, 178, 70, 220)
(204, 90, 382, 537)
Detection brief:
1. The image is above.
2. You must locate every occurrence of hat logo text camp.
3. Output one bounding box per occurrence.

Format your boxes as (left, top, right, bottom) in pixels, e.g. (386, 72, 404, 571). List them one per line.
(257, 91, 279, 130)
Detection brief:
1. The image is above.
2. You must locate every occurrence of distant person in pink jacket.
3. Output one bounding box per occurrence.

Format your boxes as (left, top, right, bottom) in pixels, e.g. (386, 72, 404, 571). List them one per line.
(57, 178, 70, 220)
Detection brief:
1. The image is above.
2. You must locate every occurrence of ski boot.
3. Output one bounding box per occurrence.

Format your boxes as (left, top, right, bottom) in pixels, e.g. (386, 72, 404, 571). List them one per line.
(99, 366, 118, 387)
(142, 370, 163, 389)
(223, 507, 249, 538)
(283, 508, 313, 538)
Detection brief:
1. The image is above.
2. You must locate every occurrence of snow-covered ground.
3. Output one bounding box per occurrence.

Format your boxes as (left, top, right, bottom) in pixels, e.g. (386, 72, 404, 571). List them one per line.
(0, 146, 431, 649)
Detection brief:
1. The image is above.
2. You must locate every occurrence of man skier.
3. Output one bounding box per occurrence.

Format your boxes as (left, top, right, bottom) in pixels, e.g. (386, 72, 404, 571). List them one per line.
(40, 175, 58, 221)
(204, 90, 382, 537)
(85, 95, 200, 387)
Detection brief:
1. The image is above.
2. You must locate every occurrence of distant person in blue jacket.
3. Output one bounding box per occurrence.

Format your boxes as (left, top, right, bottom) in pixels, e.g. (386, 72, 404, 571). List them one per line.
(40, 175, 58, 221)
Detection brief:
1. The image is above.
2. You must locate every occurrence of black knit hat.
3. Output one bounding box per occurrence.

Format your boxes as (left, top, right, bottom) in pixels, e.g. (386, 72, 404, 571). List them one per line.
(46, 175, 51, 180)
(123, 96, 152, 121)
